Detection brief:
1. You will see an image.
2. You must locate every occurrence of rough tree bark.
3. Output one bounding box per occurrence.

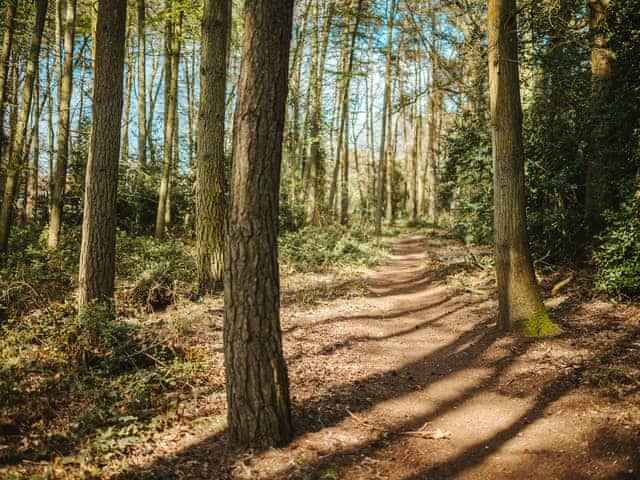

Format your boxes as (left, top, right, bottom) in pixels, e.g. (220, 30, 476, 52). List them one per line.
(77, 0, 127, 308)
(488, 0, 554, 335)
(196, 0, 231, 294)
(0, 0, 47, 253)
(224, 0, 295, 448)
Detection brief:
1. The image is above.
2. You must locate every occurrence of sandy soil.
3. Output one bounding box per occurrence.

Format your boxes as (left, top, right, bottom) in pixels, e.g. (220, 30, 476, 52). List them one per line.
(109, 233, 640, 479)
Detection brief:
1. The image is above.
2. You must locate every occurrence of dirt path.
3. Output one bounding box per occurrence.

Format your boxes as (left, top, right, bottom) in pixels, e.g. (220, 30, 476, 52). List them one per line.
(118, 234, 639, 479)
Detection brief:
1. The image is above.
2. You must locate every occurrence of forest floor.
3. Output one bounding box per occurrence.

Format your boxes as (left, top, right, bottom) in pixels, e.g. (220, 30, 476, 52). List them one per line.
(3, 231, 640, 479)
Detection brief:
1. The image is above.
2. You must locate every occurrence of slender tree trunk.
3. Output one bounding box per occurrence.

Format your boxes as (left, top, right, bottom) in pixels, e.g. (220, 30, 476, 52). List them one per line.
(426, 93, 438, 224)
(224, 0, 294, 448)
(196, 0, 230, 294)
(341, 95, 350, 225)
(584, 0, 613, 238)
(164, 12, 181, 230)
(155, 3, 178, 240)
(137, 0, 147, 170)
(385, 105, 397, 223)
(185, 41, 196, 168)
(0, 0, 47, 253)
(488, 0, 552, 334)
(147, 57, 161, 169)
(78, 0, 127, 308)
(374, 0, 397, 234)
(0, 0, 18, 160)
(309, 0, 335, 225)
(46, 50, 54, 212)
(26, 74, 41, 221)
(48, 0, 77, 248)
(121, 31, 134, 167)
(328, 0, 363, 224)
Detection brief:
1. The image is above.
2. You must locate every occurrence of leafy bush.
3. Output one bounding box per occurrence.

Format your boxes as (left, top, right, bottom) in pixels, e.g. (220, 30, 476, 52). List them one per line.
(279, 225, 390, 274)
(595, 197, 640, 299)
(116, 234, 197, 314)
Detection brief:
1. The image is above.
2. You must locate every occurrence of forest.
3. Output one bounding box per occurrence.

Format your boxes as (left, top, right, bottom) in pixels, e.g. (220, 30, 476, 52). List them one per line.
(0, 0, 639, 478)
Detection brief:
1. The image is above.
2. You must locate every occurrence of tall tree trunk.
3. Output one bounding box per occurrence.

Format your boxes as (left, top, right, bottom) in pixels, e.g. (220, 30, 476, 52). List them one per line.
(488, 0, 553, 334)
(164, 12, 181, 230)
(196, 0, 230, 294)
(26, 73, 41, 221)
(224, 0, 294, 448)
(121, 32, 134, 167)
(155, 3, 178, 240)
(374, 0, 397, 234)
(328, 0, 364, 224)
(147, 57, 161, 169)
(0, 0, 18, 160)
(78, 0, 127, 308)
(48, 0, 77, 248)
(46, 49, 54, 212)
(0, 0, 47, 253)
(136, 0, 147, 170)
(584, 0, 613, 238)
(385, 104, 397, 223)
(309, 0, 335, 225)
(426, 93, 437, 224)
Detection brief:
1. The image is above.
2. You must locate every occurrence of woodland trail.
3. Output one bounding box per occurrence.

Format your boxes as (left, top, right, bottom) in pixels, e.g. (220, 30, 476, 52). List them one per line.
(117, 233, 639, 479)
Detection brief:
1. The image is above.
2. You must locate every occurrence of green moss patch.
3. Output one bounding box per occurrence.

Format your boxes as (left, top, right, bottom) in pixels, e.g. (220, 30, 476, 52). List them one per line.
(514, 312, 559, 337)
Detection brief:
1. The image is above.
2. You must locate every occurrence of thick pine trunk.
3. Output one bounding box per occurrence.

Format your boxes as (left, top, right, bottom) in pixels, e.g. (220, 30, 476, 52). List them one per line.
(224, 0, 294, 448)
(77, 0, 127, 308)
(488, 0, 553, 335)
(0, 0, 47, 253)
(196, 0, 230, 294)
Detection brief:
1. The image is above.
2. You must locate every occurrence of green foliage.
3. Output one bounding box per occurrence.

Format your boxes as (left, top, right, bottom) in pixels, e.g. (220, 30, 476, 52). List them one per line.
(442, 115, 493, 245)
(0, 225, 80, 319)
(279, 225, 390, 274)
(0, 300, 194, 468)
(595, 196, 640, 299)
(116, 233, 197, 314)
(0, 227, 197, 321)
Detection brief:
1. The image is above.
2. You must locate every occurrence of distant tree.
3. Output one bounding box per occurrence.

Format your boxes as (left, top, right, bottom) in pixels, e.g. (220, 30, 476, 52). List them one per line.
(155, 1, 181, 240)
(0, 0, 48, 253)
(48, 0, 78, 249)
(224, 0, 295, 447)
(374, 0, 398, 235)
(137, 0, 147, 171)
(77, 0, 127, 308)
(0, 0, 18, 159)
(584, 0, 614, 237)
